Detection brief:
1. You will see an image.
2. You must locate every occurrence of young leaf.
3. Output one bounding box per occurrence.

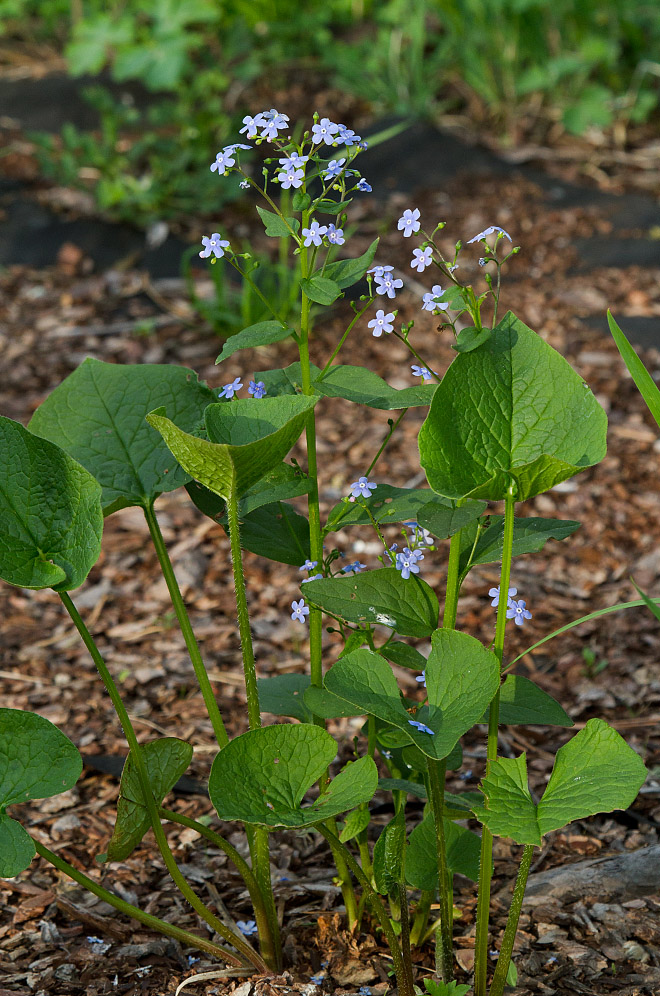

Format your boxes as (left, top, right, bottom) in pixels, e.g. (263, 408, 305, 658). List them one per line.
(474, 719, 647, 845)
(380, 641, 428, 671)
(28, 358, 216, 514)
(256, 205, 300, 237)
(323, 238, 379, 290)
(104, 738, 193, 862)
(303, 569, 439, 638)
(0, 416, 103, 591)
(423, 979, 471, 996)
(300, 275, 342, 306)
(631, 578, 660, 624)
(406, 814, 483, 889)
(257, 674, 313, 722)
(419, 311, 607, 501)
(608, 312, 660, 429)
(483, 675, 573, 727)
(416, 497, 487, 539)
(457, 515, 581, 576)
(339, 807, 371, 843)
(313, 198, 352, 215)
(373, 810, 406, 894)
(215, 321, 295, 364)
(452, 327, 492, 353)
(147, 395, 317, 501)
(208, 725, 377, 829)
(0, 709, 82, 876)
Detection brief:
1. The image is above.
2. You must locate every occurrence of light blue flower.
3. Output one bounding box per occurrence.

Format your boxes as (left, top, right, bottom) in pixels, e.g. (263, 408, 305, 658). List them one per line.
(312, 117, 340, 145)
(395, 547, 424, 579)
(342, 561, 366, 574)
(322, 158, 346, 179)
(240, 115, 263, 138)
(299, 560, 319, 572)
(278, 167, 305, 189)
(422, 285, 450, 312)
(374, 272, 403, 299)
(200, 234, 230, 259)
(301, 573, 323, 583)
(310, 974, 325, 986)
(415, 670, 426, 687)
(368, 264, 394, 279)
(411, 246, 433, 272)
(337, 124, 361, 146)
(398, 208, 421, 237)
(368, 309, 395, 337)
(326, 223, 345, 245)
(506, 598, 532, 627)
(409, 719, 434, 735)
(467, 225, 512, 244)
(224, 143, 251, 153)
(210, 150, 236, 175)
(302, 220, 328, 247)
(488, 585, 517, 608)
(259, 109, 289, 141)
(279, 153, 308, 169)
(350, 475, 377, 499)
(237, 920, 258, 936)
(248, 380, 267, 398)
(411, 364, 434, 381)
(357, 177, 372, 192)
(218, 377, 243, 399)
(239, 179, 250, 189)
(291, 599, 309, 623)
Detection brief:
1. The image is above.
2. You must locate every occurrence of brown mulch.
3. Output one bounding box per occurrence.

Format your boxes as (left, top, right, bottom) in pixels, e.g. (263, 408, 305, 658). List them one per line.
(1, 132, 660, 996)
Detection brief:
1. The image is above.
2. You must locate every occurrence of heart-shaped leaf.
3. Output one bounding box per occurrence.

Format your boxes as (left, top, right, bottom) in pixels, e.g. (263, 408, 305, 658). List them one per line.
(419, 311, 607, 501)
(324, 631, 500, 760)
(0, 709, 82, 876)
(256, 206, 300, 237)
(232, 501, 311, 565)
(416, 498, 487, 540)
(0, 417, 102, 591)
(28, 358, 217, 515)
(303, 686, 365, 718)
(474, 718, 647, 845)
(406, 814, 483, 889)
(458, 515, 581, 576)
(339, 807, 371, 843)
(104, 738, 193, 861)
(215, 321, 295, 364)
(209, 725, 377, 829)
(147, 395, 317, 501)
(303, 569, 439, 638)
(495, 675, 573, 727)
(300, 275, 342, 306)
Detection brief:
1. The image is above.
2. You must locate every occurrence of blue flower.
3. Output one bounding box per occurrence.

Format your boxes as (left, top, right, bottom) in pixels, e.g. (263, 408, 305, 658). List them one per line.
(506, 598, 532, 627)
(408, 719, 434, 735)
(248, 380, 267, 398)
(240, 179, 250, 189)
(279, 153, 308, 169)
(374, 272, 403, 299)
(368, 309, 395, 337)
(411, 246, 433, 272)
(299, 559, 319, 572)
(310, 974, 325, 986)
(278, 167, 305, 189)
(467, 225, 512, 244)
(210, 150, 236, 175)
(397, 208, 421, 237)
(322, 158, 346, 179)
(411, 364, 434, 381)
(422, 285, 450, 313)
(368, 264, 394, 279)
(218, 377, 243, 399)
(415, 670, 426, 687)
(342, 561, 366, 574)
(358, 989, 372, 995)
(200, 234, 230, 259)
(258, 109, 289, 141)
(326, 223, 345, 245)
(224, 143, 251, 153)
(395, 547, 424, 579)
(237, 920, 258, 936)
(357, 177, 372, 192)
(302, 220, 328, 247)
(488, 585, 517, 608)
(349, 476, 377, 499)
(301, 573, 323, 583)
(478, 257, 487, 267)
(311, 117, 340, 145)
(239, 115, 261, 138)
(405, 520, 434, 548)
(291, 599, 310, 623)
(337, 124, 361, 146)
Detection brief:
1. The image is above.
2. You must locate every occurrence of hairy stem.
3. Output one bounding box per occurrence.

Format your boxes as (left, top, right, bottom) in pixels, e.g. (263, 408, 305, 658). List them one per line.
(489, 845, 534, 996)
(426, 758, 453, 982)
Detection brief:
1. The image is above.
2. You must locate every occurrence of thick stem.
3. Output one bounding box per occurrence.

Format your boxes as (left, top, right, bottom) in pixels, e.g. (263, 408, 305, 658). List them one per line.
(143, 502, 228, 748)
(488, 845, 534, 996)
(442, 524, 463, 629)
(33, 839, 244, 965)
(426, 758, 453, 981)
(58, 592, 266, 970)
(474, 482, 516, 996)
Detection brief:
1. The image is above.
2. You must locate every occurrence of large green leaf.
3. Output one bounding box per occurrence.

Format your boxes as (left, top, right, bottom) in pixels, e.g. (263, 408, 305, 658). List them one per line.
(495, 675, 573, 727)
(215, 321, 295, 364)
(474, 719, 647, 845)
(0, 417, 102, 591)
(416, 498, 487, 540)
(418, 311, 607, 501)
(303, 686, 365, 718)
(208, 725, 377, 829)
(186, 462, 310, 522)
(104, 738, 193, 861)
(323, 238, 379, 290)
(147, 395, 317, 501)
(325, 485, 485, 534)
(28, 358, 216, 514)
(608, 311, 660, 430)
(255, 362, 436, 409)
(0, 709, 82, 876)
(258, 674, 313, 722)
(324, 631, 500, 761)
(458, 515, 581, 576)
(303, 569, 439, 638)
(232, 501, 311, 565)
(406, 814, 482, 889)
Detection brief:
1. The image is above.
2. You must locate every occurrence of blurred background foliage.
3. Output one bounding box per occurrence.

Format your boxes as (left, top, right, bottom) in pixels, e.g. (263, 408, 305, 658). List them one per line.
(1, 0, 658, 226)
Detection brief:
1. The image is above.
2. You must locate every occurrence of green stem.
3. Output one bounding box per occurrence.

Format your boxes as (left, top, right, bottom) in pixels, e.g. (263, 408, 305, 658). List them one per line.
(58, 592, 266, 971)
(488, 845, 534, 996)
(392, 331, 442, 383)
(143, 502, 228, 748)
(317, 826, 415, 996)
(410, 890, 433, 948)
(443, 523, 464, 629)
(33, 839, 244, 965)
(317, 297, 375, 379)
(228, 256, 289, 327)
(398, 881, 412, 979)
(426, 758, 453, 982)
(474, 482, 516, 996)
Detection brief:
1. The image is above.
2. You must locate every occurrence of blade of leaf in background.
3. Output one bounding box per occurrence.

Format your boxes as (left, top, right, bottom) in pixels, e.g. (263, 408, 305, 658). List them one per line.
(28, 358, 217, 515)
(406, 814, 483, 889)
(457, 515, 581, 577)
(631, 578, 660, 623)
(488, 675, 573, 727)
(0, 416, 103, 591)
(257, 674, 313, 722)
(608, 311, 660, 430)
(215, 320, 295, 364)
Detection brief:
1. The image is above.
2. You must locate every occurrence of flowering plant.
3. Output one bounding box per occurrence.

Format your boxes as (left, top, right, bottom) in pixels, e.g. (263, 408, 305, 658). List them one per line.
(0, 112, 648, 995)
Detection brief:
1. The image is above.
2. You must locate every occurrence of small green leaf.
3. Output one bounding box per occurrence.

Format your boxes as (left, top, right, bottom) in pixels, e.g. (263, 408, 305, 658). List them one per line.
(257, 674, 312, 722)
(0, 708, 82, 877)
(215, 321, 294, 364)
(416, 498, 487, 540)
(315, 364, 436, 410)
(104, 739, 193, 861)
(406, 814, 483, 889)
(323, 238, 379, 290)
(28, 358, 216, 514)
(452, 327, 492, 353)
(424, 979, 471, 996)
(147, 395, 317, 501)
(608, 311, 660, 430)
(303, 569, 439, 638)
(325, 485, 483, 533)
(378, 777, 427, 800)
(313, 198, 351, 214)
(209, 725, 377, 829)
(419, 311, 608, 501)
(256, 205, 299, 237)
(231, 501, 310, 565)
(339, 807, 371, 843)
(380, 641, 428, 671)
(300, 275, 342, 306)
(506, 960, 518, 986)
(492, 675, 573, 727)
(0, 418, 103, 591)
(292, 191, 311, 211)
(474, 719, 647, 845)
(458, 515, 581, 576)
(373, 810, 406, 894)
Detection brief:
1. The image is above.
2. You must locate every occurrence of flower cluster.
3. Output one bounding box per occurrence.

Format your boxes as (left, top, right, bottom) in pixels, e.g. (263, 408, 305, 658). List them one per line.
(395, 547, 424, 579)
(217, 378, 267, 400)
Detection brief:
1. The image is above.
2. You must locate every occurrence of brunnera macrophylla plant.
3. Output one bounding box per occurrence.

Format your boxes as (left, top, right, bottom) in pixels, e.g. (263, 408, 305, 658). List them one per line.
(0, 110, 649, 996)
